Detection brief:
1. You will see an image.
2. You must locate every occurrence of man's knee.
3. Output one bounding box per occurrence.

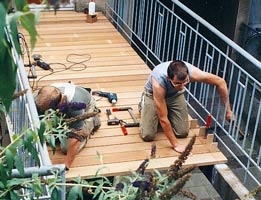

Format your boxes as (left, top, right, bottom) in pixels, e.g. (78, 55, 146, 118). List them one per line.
(174, 127, 189, 138)
(140, 127, 156, 141)
(141, 134, 155, 142)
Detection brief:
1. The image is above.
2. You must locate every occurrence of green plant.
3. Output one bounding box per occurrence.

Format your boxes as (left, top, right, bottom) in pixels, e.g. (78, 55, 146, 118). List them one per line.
(39, 108, 197, 199)
(239, 185, 261, 200)
(0, 103, 197, 199)
(0, 0, 37, 112)
(105, 136, 197, 200)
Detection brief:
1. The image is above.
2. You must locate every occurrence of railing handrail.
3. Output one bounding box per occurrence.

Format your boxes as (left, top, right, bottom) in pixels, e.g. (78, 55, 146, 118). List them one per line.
(172, 0, 261, 68)
(105, 0, 261, 189)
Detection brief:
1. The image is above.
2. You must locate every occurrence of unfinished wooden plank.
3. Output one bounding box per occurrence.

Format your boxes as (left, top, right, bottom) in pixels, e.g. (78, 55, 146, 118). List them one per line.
(207, 134, 214, 144)
(51, 144, 213, 167)
(207, 142, 219, 152)
(65, 152, 227, 180)
(33, 74, 149, 88)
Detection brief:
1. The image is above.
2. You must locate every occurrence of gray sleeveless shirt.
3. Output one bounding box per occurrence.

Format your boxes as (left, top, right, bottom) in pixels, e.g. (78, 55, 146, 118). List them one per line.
(145, 61, 192, 98)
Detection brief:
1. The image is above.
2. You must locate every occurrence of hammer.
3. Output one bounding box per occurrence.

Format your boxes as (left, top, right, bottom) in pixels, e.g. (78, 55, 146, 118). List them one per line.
(106, 109, 120, 125)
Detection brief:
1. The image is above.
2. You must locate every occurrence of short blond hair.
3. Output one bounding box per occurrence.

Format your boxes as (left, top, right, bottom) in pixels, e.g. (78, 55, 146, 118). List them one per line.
(35, 86, 62, 114)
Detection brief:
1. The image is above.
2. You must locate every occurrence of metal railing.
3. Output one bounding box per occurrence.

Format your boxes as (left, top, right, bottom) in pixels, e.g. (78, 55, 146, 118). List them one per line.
(105, 0, 261, 190)
(3, 25, 66, 199)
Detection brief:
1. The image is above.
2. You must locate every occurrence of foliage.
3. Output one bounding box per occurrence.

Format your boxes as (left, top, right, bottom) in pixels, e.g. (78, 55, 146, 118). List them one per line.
(38, 109, 197, 199)
(240, 185, 261, 200)
(0, 102, 197, 199)
(0, 0, 37, 112)
(105, 136, 197, 200)
(0, 124, 41, 198)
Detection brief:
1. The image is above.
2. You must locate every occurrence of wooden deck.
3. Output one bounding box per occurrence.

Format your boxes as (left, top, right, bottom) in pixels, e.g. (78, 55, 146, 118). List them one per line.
(22, 11, 227, 181)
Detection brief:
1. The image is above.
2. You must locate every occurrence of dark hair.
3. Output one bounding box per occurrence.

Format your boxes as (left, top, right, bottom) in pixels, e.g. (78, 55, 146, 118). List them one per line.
(167, 60, 188, 80)
(35, 86, 62, 114)
(49, 92, 62, 110)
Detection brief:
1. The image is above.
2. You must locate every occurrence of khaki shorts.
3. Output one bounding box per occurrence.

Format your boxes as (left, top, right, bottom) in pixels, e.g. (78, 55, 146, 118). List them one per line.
(139, 89, 189, 141)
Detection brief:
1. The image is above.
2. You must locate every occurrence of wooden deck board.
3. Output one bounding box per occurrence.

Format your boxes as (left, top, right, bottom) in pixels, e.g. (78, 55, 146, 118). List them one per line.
(23, 11, 227, 180)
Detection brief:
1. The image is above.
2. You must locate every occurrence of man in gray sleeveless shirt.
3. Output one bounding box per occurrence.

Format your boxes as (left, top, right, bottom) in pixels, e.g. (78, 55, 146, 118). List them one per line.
(139, 60, 233, 153)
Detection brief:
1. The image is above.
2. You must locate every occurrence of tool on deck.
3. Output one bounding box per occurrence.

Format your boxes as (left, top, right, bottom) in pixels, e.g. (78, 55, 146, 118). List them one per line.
(205, 114, 214, 137)
(32, 54, 51, 70)
(106, 108, 128, 135)
(92, 91, 117, 104)
(106, 109, 120, 125)
(119, 121, 128, 135)
(112, 107, 140, 127)
(106, 107, 139, 135)
(206, 114, 212, 129)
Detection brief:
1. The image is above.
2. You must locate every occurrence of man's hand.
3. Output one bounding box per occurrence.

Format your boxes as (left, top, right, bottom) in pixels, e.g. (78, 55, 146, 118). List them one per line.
(173, 143, 186, 153)
(226, 110, 236, 122)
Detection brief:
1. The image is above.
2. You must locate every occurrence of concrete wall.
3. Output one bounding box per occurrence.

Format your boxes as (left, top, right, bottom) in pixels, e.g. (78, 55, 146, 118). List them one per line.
(249, 0, 261, 28)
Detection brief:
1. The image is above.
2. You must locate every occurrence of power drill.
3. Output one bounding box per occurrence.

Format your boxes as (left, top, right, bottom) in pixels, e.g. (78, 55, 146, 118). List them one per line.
(32, 54, 51, 70)
(92, 91, 117, 104)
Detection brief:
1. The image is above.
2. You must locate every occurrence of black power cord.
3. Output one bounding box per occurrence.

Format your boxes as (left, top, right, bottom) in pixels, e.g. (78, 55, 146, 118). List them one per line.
(19, 32, 37, 81)
(18, 32, 92, 91)
(31, 53, 92, 91)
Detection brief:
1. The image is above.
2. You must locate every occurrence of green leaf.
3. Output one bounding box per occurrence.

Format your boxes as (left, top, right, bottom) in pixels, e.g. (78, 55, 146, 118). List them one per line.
(32, 173, 43, 196)
(32, 129, 38, 142)
(38, 121, 46, 145)
(10, 191, 20, 200)
(9, 13, 21, 55)
(93, 184, 102, 199)
(46, 134, 56, 154)
(14, 155, 24, 176)
(51, 188, 59, 200)
(7, 178, 27, 187)
(19, 12, 37, 49)
(0, 181, 4, 189)
(0, 1, 8, 10)
(0, 4, 6, 45)
(102, 176, 113, 186)
(14, 0, 29, 12)
(98, 192, 104, 200)
(95, 166, 107, 177)
(0, 38, 17, 111)
(5, 149, 14, 175)
(26, 129, 34, 143)
(28, 142, 40, 166)
(48, 176, 60, 196)
(0, 163, 8, 185)
(68, 185, 83, 200)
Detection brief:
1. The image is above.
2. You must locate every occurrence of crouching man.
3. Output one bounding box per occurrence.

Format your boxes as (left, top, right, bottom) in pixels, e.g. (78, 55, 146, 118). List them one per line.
(139, 60, 233, 153)
(35, 83, 101, 169)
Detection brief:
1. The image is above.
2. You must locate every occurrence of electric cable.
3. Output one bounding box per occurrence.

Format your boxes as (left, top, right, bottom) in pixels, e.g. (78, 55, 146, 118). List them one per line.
(31, 53, 92, 91)
(18, 32, 92, 91)
(19, 32, 37, 87)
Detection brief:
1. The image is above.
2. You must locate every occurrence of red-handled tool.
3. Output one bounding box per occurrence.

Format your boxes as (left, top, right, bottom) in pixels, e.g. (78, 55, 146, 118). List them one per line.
(112, 107, 132, 112)
(120, 123, 128, 135)
(205, 114, 213, 136)
(206, 114, 212, 129)
(112, 107, 140, 127)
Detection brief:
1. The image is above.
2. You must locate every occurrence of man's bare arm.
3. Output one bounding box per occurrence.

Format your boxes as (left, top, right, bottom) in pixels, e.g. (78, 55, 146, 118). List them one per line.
(190, 66, 233, 120)
(151, 77, 186, 153)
